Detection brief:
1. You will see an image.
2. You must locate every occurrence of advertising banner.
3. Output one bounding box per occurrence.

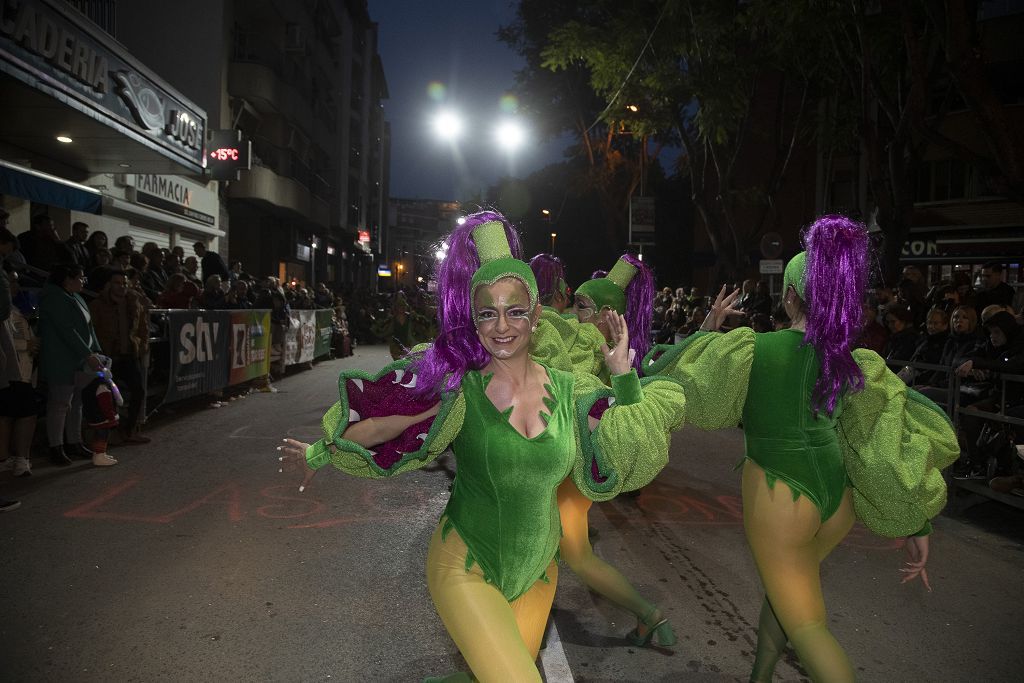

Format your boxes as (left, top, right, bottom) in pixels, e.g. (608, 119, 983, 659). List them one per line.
(229, 311, 271, 384)
(314, 310, 333, 359)
(283, 310, 317, 365)
(165, 310, 230, 402)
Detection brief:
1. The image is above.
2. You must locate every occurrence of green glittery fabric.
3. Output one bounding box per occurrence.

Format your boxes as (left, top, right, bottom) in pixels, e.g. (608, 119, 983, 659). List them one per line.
(839, 349, 958, 537)
(305, 346, 686, 599)
(643, 328, 957, 536)
(538, 308, 607, 380)
(783, 251, 807, 298)
(575, 277, 626, 315)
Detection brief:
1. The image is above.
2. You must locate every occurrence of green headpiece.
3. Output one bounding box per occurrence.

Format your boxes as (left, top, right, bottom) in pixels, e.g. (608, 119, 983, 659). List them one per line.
(574, 256, 637, 314)
(783, 251, 807, 299)
(469, 220, 539, 314)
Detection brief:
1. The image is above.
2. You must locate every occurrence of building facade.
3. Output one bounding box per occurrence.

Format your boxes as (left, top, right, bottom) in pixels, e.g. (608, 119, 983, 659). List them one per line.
(114, 0, 389, 290)
(0, 0, 219, 262)
(386, 198, 461, 290)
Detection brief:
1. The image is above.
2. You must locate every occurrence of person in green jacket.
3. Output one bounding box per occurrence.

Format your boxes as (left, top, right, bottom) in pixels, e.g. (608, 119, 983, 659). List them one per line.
(278, 211, 686, 682)
(644, 215, 958, 682)
(39, 263, 111, 467)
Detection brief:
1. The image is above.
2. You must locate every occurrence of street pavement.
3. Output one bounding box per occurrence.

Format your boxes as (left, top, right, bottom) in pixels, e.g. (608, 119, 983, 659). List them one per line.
(2, 344, 1022, 682)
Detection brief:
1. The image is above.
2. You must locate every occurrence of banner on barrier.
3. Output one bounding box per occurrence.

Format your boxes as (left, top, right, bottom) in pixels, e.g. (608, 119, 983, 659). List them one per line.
(229, 311, 271, 384)
(314, 310, 333, 359)
(165, 310, 230, 403)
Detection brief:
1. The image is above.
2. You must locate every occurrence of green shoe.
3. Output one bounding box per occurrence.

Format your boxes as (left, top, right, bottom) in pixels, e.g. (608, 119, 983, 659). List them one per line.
(626, 607, 677, 647)
(423, 673, 473, 683)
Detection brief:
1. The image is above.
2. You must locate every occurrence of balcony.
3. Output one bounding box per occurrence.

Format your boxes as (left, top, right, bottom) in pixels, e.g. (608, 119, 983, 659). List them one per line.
(228, 60, 314, 135)
(227, 165, 314, 225)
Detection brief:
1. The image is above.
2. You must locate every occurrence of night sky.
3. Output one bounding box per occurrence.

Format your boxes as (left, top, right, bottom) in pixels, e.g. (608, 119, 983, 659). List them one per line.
(370, 0, 566, 201)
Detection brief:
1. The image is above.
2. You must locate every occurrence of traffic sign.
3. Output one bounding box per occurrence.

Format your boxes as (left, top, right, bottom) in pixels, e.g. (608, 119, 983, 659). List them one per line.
(759, 259, 784, 274)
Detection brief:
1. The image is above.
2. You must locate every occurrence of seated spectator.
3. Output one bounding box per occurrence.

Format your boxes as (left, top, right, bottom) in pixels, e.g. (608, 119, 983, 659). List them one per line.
(155, 273, 199, 309)
(883, 304, 920, 364)
(84, 230, 109, 270)
(954, 312, 1024, 478)
(857, 295, 888, 355)
(655, 287, 674, 310)
(981, 303, 1015, 325)
(226, 279, 252, 309)
(742, 281, 772, 317)
(111, 248, 132, 270)
(182, 256, 202, 286)
(898, 307, 949, 385)
(124, 267, 154, 308)
(917, 306, 983, 399)
(199, 275, 228, 309)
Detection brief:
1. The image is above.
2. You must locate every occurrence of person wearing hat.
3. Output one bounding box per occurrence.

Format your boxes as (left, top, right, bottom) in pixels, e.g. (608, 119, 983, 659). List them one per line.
(643, 215, 958, 682)
(277, 210, 686, 681)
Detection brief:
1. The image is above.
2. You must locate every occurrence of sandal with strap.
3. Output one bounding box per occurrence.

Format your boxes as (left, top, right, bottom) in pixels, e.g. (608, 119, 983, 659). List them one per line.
(626, 607, 677, 647)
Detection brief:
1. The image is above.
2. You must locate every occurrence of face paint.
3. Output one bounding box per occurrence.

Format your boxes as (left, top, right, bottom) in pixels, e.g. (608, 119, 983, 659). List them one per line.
(574, 294, 612, 341)
(474, 278, 535, 360)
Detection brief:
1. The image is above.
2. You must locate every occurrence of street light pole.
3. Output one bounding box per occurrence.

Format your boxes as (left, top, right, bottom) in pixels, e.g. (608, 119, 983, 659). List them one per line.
(550, 232, 557, 254)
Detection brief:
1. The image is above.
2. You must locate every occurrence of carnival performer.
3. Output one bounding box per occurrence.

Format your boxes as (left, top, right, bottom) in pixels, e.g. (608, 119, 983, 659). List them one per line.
(532, 251, 677, 646)
(527, 253, 571, 314)
(371, 291, 422, 360)
(643, 215, 958, 682)
(278, 211, 687, 682)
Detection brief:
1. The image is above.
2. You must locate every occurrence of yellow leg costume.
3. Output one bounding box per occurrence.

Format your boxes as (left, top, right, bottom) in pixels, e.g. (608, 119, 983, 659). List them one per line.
(742, 460, 856, 683)
(556, 478, 669, 641)
(426, 521, 557, 682)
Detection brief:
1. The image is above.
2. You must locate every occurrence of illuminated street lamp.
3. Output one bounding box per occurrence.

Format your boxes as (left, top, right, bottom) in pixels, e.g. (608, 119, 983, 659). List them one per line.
(541, 208, 550, 216)
(494, 120, 526, 152)
(626, 104, 639, 112)
(433, 110, 464, 141)
(550, 232, 557, 253)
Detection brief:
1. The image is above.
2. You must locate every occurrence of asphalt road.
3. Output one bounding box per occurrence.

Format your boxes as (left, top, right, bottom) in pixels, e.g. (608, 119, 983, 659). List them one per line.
(2, 344, 1022, 682)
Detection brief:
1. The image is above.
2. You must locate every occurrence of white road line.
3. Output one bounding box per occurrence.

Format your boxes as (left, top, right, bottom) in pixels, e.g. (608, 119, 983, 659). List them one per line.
(539, 618, 575, 683)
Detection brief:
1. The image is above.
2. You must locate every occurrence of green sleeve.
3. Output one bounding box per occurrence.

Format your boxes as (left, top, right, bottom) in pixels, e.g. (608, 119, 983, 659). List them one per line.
(643, 328, 755, 430)
(838, 349, 959, 538)
(303, 360, 466, 479)
(571, 370, 686, 501)
(536, 308, 605, 378)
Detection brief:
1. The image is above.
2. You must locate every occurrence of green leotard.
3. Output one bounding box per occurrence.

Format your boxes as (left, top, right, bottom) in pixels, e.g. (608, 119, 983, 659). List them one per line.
(743, 329, 848, 521)
(644, 328, 958, 537)
(441, 368, 574, 600)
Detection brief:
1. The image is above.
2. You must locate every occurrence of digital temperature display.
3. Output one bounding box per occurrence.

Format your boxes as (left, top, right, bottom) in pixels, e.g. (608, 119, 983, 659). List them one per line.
(210, 147, 240, 161)
(206, 129, 251, 180)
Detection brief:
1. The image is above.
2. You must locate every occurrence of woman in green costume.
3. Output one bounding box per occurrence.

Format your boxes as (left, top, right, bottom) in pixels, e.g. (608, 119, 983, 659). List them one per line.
(643, 215, 958, 682)
(279, 211, 686, 682)
(531, 251, 677, 646)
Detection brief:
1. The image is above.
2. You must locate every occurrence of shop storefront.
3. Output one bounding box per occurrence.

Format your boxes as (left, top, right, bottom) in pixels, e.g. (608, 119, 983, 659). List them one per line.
(0, 0, 209, 244)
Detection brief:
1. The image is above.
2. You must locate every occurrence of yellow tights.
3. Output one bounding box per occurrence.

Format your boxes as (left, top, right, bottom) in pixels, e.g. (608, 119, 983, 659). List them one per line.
(742, 460, 856, 683)
(556, 478, 657, 622)
(425, 521, 557, 683)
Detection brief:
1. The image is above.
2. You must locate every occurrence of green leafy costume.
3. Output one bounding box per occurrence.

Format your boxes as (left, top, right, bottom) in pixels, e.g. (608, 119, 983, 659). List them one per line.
(644, 327, 958, 536)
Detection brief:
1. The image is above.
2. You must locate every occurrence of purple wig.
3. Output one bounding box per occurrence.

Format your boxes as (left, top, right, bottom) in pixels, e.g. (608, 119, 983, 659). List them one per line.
(409, 210, 524, 397)
(590, 269, 608, 279)
(803, 214, 870, 415)
(529, 253, 566, 304)
(620, 254, 654, 372)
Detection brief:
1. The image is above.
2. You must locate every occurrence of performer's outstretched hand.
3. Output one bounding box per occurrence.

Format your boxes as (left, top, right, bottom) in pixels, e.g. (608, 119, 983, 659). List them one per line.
(900, 535, 931, 591)
(601, 310, 634, 376)
(700, 285, 743, 332)
(279, 438, 318, 492)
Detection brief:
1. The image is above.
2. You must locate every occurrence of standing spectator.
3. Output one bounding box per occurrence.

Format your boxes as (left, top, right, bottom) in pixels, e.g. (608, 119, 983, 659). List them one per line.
(89, 268, 151, 445)
(314, 283, 334, 308)
(39, 264, 108, 466)
(193, 241, 229, 282)
(974, 262, 1016, 315)
(111, 248, 132, 270)
(0, 228, 38, 480)
(113, 235, 135, 256)
(17, 214, 75, 272)
(65, 221, 91, 268)
(84, 230, 109, 269)
(743, 280, 772, 317)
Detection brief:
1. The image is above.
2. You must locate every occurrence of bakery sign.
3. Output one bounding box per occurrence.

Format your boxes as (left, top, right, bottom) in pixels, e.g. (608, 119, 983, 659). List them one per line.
(126, 173, 217, 227)
(0, 0, 207, 171)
